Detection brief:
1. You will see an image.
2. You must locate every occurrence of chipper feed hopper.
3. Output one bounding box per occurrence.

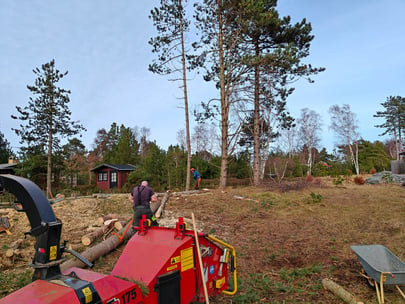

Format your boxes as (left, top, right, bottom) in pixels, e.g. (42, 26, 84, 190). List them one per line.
(0, 174, 237, 304)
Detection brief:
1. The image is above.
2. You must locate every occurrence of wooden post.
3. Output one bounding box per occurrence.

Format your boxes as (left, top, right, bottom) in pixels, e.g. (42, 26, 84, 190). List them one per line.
(192, 212, 209, 304)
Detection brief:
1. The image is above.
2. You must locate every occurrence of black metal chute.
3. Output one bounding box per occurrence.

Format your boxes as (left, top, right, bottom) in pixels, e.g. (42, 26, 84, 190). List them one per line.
(0, 174, 57, 232)
(0, 174, 63, 280)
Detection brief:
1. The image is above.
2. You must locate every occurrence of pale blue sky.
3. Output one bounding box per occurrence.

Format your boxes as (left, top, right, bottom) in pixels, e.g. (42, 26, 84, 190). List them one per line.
(1, 1, 404, 155)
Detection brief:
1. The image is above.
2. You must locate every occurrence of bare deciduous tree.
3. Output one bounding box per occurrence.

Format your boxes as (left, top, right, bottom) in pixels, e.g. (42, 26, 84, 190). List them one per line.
(191, 122, 220, 155)
(329, 104, 360, 174)
(297, 108, 322, 176)
(278, 125, 299, 158)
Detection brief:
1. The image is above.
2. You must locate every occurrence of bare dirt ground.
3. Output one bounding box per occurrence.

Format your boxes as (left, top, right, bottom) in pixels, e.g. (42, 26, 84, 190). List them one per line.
(1, 177, 405, 303)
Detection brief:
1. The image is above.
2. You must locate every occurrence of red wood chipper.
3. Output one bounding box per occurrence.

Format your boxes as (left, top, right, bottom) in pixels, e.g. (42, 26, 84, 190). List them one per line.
(0, 174, 237, 304)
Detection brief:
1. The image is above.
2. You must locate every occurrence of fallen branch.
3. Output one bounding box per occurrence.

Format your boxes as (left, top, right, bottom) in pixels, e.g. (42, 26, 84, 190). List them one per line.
(232, 195, 259, 203)
(171, 189, 211, 197)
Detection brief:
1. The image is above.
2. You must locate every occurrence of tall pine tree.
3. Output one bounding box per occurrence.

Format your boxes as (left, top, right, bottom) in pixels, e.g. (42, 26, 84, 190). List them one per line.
(12, 59, 86, 196)
(149, 0, 193, 190)
(236, 0, 324, 184)
(194, 0, 323, 187)
(374, 96, 405, 160)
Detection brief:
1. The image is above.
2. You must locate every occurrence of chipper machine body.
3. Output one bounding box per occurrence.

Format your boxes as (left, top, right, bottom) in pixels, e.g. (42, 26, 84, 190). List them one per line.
(0, 174, 237, 304)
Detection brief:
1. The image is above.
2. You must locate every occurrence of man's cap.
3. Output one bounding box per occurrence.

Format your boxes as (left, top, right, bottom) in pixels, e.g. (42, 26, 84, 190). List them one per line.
(191, 168, 195, 171)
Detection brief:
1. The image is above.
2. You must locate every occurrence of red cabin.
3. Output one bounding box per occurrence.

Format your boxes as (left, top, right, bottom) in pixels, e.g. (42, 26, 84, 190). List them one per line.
(91, 163, 135, 191)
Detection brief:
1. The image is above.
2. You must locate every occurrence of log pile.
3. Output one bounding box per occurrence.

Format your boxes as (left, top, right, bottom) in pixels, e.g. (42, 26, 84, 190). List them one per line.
(81, 215, 129, 246)
(3, 239, 25, 267)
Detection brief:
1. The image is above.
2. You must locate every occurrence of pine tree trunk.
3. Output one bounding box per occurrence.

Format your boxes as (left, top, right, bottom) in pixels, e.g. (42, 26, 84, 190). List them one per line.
(155, 191, 172, 218)
(218, 1, 228, 190)
(47, 129, 52, 199)
(61, 223, 135, 272)
(253, 39, 261, 186)
(178, 0, 192, 192)
(47, 92, 54, 199)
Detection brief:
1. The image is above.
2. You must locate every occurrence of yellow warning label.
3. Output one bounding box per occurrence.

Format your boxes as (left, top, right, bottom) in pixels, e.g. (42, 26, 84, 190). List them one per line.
(49, 245, 57, 261)
(167, 264, 178, 272)
(171, 256, 180, 264)
(181, 247, 194, 272)
(82, 287, 93, 303)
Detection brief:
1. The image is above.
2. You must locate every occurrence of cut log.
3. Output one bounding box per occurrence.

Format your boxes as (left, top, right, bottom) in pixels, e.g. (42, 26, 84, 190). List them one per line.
(3, 249, 15, 268)
(322, 278, 363, 304)
(61, 222, 136, 272)
(155, 191, 171, 218)
(5, 248, 14, 258)
(81, 220, 117, 246)
(67, 243, 84, 252)
(103, 219, 118, 226)
(96, 214, 119, 226)
(5, 248, 22, 259)
(114, 221, 126, 231)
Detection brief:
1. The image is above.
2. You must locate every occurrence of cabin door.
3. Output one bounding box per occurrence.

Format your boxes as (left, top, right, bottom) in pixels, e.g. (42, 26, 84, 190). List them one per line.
(110, 171, 118, 188)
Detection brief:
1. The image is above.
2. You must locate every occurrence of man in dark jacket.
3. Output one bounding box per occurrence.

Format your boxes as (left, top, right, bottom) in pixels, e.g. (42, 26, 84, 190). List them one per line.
(130, 180, 158, 226)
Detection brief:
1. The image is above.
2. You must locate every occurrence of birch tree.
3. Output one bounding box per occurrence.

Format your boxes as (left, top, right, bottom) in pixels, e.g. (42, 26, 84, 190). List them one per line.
(297, 108, 322, 175)
(329, 104, 360, 174)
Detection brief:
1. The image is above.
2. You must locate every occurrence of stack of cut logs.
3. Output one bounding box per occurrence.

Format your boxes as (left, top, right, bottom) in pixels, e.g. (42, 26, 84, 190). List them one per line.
(81, 214, 127, 246)
(4, 239, 24, 267)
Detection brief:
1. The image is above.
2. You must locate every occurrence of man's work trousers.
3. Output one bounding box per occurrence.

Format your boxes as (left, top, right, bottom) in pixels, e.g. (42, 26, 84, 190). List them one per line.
(133, 205, 158, 227)
(194, 177, 201, 190)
